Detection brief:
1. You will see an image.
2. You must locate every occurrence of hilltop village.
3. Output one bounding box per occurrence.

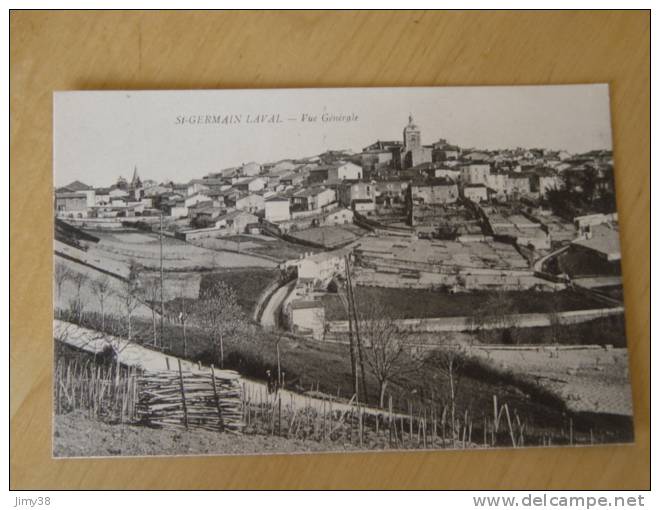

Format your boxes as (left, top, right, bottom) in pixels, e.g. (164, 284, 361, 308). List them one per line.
(55, 116, 622, 341)
(52, 114, 632, 456)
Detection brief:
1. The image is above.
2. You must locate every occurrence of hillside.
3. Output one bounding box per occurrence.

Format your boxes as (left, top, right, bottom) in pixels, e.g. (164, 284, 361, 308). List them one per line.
(54, 411, 357, 457)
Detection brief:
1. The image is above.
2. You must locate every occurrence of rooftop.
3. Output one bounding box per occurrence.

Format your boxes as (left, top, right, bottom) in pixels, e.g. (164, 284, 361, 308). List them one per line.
(59, 180, 93, 192)
(56, 191, 87, 199)
(290, 300, 324, 310)
(571, 225, 621, 261)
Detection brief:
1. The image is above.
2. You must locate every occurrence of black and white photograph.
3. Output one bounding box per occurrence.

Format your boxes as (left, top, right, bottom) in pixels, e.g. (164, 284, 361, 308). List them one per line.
(52, 85, 633, 458)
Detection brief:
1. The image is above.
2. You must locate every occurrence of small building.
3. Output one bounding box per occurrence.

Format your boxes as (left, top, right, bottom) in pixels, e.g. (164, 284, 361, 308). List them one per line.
(295, 252, 346, 282)
(180, 211, 258, 241)
(55, 192, 88, 216)
(432, 140, 461, 161)
(235, 193, 265, 214)
(109, 188, 129, 200)
(187, 179, 210, 197)
(506, 174, 532, 195)
(337, 181, 375, 208)
(269, 160, 297, 174)
(189, 203, 224, 226)
(566, 224, 622, 275)
(265, 196, 291, 222)
(321, 208, 354, 226)
(57, 180, 96, 207)
(462, 184, 488, 202)
(240, 161, 261, 177)
(291, 187, 336, 212)
(462, 151, 491, 162)
(433, 167, 461, 181)
(234, 176, 267, 193)
(374, 180, 409, 203)
(361, 149, 394, 174)
(460, 162, 491, 185)
(94, 187, 111, 205)
(352, 198, 376, 214)
(529, 168, 561, 197)
(185, 192, 213, 208)
(327, 161, 363, 182)
(170, 201, 189, 219)
(486, 172, 508, 196)
(278, 172, 305, 188)
(288, 301, 325, 340)
(215, 210, 259, 236)
(409, 178, 459, 205)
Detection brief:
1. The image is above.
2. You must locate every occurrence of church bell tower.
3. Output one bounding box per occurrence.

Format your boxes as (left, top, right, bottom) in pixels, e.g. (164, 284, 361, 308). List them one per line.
(403, 114, 421, 151)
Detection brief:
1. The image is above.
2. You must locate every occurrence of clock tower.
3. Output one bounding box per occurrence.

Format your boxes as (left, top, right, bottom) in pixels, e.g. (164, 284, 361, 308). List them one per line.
(403, 114, 421, 151)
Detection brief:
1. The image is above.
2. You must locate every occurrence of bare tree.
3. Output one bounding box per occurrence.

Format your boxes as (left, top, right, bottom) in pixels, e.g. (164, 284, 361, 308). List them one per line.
(102, 276, 141, 383)
(54, 262, 73, 299)
(547, 289, 564, 356)
(118, 266, 142, 345)
(196, 279, 245, 369)
(337, 283, 359, 398)
(90, 275, 112, 332)
(173, 287, 192, 358)
(357, 301, 416, 408)
(433, 343, 467, 446)
(141, 276, 162, 348)
(69, 272, 88, 322)
(262, 329, 286, 392)
(470, 290, 520, 344)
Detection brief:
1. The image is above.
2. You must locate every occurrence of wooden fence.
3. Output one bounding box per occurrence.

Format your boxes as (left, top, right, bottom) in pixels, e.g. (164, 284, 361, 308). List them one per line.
(55, 356, 244, 433)
(136, 361, 244, 433)
(54, 358, 139, 423)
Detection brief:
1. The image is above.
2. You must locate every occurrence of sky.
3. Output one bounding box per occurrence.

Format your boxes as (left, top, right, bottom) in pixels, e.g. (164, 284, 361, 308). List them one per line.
(54, 85, 613, 187)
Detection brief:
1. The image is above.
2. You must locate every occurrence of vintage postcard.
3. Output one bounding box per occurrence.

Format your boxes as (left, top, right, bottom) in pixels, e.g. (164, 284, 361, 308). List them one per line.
(53, 85, 632, 457)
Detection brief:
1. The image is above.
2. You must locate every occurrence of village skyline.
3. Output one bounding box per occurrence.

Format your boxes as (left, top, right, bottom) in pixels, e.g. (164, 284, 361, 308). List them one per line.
(52, 85, 631, 459)
(54, 85, 613, 187)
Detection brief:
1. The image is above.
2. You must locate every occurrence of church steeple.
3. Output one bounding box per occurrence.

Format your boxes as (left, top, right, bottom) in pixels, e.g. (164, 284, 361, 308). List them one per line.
(131, 166, 141, 187)
(129, 166, 142, 201)
(403, 114, 421, 151)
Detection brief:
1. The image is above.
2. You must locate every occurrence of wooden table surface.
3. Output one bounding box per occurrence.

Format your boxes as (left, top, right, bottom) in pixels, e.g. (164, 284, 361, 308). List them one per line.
(9, 10, 650, 489)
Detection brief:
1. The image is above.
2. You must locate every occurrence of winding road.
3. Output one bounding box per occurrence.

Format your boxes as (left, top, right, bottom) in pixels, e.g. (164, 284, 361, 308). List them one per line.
(259, 280, 295, 330)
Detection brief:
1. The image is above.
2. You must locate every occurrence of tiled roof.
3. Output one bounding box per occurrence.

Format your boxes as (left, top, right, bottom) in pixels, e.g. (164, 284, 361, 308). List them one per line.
(60, 180, 93, 192)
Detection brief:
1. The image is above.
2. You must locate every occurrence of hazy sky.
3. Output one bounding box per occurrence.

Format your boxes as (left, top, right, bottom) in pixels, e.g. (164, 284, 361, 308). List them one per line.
(54, 85, 613, 187)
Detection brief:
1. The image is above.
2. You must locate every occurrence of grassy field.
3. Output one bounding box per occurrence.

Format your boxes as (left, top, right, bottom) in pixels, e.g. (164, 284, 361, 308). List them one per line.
(320, 287, 608, 321)
(87, 229, 275, 270)
(198, 267, 278, 314)
(59, 300, 632, 446)
(288, 225, 366, 248)
(171, 233, 315, 263)
(54, 256, 153, 319)
(557, 249, 622, 278)
(54, 410, 354, 457)
(54, 254, 631, 447)
(224, 235, 318, 261)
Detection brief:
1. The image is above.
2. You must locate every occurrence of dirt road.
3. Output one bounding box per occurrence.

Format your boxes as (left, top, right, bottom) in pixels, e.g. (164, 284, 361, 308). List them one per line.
(260, 280, 295, 329)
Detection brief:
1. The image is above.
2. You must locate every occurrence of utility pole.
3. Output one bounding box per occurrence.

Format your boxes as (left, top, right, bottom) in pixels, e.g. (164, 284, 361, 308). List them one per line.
(159, 209, 165, 349)
(344, 255, 358, 399)
(346, 255, 369, 404)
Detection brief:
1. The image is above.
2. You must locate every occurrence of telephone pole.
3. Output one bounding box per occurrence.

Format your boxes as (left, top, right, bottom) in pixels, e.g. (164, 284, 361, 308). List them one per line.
(346, 255, 368, 403)
(344, 255, 358, 399)
(159, 209, 165, 349)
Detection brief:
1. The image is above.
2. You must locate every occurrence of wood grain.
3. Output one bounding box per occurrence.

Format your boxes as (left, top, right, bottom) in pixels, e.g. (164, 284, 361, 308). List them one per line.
(9, 10, 649, 489)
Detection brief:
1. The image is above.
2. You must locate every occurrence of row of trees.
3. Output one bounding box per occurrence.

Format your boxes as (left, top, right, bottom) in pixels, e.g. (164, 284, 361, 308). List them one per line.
(334, 273, 569, 443)
(545, 167, 617, 219)
(54, 261, 248, 369)
(342, 296, 468, 443)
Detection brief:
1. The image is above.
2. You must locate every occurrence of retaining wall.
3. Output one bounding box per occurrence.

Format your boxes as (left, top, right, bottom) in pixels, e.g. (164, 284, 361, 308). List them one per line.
(327, 306, 624, 333)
